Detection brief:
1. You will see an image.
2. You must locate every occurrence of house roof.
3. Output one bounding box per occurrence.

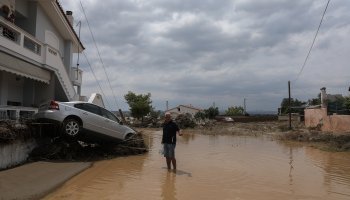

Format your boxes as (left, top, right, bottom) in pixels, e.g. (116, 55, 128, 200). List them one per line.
(38, 0, 85, 53)
(55, 0, 85, 50)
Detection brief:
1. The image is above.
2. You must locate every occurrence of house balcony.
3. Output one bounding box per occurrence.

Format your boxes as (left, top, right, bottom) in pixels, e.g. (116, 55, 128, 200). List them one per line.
(0, 17, 80, 101)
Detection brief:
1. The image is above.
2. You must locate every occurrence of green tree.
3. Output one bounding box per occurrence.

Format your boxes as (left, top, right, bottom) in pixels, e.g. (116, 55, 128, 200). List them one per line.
(308, 93, 321, 106)
(225, 106, 244, 116)
(124, 91, 152, 122)
(194, 111, 206, 120)
(204, 106, 219, 119)
(280, 98, 306, 114)
(344, 96, 350, 109)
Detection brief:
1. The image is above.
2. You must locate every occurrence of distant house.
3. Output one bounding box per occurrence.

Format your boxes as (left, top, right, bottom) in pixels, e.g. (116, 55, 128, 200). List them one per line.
(0, 0, 84, 119)
(166, 105, 202, 118)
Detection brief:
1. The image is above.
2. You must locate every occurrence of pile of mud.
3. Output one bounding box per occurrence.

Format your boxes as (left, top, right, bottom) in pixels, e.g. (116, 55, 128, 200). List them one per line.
(194, 121, 298, 136)
(279, 130, 350, 151)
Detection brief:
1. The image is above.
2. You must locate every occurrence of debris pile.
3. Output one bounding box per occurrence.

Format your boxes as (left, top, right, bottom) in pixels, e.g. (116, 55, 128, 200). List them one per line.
(0, 121, 33, 143)
(29, 133, 147, 161)
(175, 114, 196, 129)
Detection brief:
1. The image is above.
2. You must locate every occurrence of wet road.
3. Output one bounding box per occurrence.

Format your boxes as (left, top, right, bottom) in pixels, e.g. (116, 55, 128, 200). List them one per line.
(43, 130, 350, 200)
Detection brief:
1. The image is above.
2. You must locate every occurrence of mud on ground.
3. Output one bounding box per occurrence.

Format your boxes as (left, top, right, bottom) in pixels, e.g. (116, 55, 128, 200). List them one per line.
(188, 121, 350, 152)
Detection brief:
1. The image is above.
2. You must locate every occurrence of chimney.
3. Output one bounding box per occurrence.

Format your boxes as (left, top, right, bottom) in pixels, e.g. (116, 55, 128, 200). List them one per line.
(320, 87, 327, 108)
(66, 11, 74, 26)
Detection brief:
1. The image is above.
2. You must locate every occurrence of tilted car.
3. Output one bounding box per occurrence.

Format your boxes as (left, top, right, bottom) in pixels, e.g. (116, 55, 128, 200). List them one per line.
(34, 101, 136, 143)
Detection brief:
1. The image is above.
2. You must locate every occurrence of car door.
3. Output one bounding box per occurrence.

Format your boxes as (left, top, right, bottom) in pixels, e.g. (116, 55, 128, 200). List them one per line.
(74, 103, 105, 133)
(99, 108, 126, 140)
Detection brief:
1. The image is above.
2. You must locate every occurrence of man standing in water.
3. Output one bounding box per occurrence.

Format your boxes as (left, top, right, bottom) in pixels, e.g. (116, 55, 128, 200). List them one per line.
(162, 112, 182, 171)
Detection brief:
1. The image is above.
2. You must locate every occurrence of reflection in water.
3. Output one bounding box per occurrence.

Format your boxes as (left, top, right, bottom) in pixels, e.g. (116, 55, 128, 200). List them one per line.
(288, 147, 294, 194)
(161, 172, 177, 200)
(44, 130, 350, 200)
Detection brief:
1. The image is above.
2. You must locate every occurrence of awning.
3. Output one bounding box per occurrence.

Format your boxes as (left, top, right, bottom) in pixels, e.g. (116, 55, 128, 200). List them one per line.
(0, 51, 50, 84)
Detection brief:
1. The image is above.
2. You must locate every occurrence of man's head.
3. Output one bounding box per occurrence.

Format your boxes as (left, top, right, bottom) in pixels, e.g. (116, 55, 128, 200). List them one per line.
(165, 112, 172, 122)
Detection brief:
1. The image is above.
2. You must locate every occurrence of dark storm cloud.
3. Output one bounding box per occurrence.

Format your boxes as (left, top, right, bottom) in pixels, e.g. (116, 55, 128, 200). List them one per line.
(60, 0, 350, 111)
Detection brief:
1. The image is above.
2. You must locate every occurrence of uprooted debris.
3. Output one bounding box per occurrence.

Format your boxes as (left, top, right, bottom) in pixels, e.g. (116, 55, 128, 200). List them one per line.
(29, 133, 148, 161)
(0, 120, 148, 161)
(0, 120, 33, 143)
(175, 114, 196, 129)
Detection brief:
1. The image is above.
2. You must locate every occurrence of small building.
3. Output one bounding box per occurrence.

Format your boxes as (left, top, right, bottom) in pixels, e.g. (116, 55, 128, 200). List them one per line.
(305, 87, 350, 133)
(166, 104, 202, 118)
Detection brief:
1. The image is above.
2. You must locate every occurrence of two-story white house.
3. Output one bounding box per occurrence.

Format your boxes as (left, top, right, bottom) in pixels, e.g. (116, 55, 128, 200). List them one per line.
(0, 0, 84, 119)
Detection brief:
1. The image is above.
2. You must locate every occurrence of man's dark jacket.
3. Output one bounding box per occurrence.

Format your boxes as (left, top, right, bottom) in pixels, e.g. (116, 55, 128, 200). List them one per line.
(162, 120, 179, 144)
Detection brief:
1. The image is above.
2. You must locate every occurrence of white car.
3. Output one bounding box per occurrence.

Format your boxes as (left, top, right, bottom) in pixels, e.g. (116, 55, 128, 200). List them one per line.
(34, 101, 136, 143)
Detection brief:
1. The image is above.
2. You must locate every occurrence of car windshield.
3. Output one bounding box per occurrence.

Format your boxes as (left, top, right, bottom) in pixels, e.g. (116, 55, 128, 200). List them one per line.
(100, 108, 121, 123)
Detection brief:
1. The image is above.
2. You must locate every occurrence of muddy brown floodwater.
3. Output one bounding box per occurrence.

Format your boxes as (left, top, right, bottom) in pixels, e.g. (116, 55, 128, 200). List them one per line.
(43, 130, 350, 200)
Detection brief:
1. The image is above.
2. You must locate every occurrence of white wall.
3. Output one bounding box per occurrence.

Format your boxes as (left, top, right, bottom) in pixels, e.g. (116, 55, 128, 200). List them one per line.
(34, 74, 55, 106)
(36, 5, 74, 75)
(0, 139, 36, 170)
(168, 105, 200, 117)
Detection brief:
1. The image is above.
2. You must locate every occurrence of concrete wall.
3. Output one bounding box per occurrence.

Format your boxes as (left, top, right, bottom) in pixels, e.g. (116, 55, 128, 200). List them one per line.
(278, 115, 301, 122)
(0, 139, 36, 170)
(305, 108, 350, 133)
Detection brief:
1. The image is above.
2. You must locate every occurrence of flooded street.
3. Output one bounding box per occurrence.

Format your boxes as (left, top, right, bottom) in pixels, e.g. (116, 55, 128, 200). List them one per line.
(43, 130, 350, 200)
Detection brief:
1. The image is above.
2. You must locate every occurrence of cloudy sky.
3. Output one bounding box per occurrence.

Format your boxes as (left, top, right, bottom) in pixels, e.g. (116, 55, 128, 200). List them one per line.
(59, 0, 350, 113)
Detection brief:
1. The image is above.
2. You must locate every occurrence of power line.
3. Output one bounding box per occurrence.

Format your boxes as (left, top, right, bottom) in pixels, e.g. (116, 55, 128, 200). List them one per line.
(82, 51, 112, 109)
(80, 1, 121, 110)
(294, 0, 331, 81)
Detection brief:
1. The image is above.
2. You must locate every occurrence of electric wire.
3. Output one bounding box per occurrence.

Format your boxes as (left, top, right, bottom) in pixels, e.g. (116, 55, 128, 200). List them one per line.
(294, 0, 331, 81)
(79, 1, 121, 111)
(82, 51, 113, 109)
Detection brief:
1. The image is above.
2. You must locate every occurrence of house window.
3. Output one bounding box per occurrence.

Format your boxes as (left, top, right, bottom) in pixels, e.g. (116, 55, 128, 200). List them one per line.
(177, 107, 180, 112)
(24, 36, 41, 55)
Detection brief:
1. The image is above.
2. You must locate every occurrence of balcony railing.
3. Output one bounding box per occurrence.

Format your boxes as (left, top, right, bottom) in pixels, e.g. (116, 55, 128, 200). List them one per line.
(0, 17, 80, 101)
(0, 22, 19, 43)
(0, 18, 42, 56)
(23, 36, 41, 55)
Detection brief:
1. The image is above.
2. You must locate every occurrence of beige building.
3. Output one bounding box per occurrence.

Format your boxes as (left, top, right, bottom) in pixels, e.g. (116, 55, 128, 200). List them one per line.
(166, 104, 202, 118)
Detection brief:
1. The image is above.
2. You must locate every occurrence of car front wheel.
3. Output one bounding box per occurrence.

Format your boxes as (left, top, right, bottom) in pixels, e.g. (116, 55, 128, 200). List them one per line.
(62, 119, 81, 137)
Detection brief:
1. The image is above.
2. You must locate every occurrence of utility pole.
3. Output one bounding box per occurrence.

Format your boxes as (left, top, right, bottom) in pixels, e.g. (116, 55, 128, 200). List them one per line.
(288, 81, 292, 129)
(166, 100, 169, 111)
(243, 98, 247, 115)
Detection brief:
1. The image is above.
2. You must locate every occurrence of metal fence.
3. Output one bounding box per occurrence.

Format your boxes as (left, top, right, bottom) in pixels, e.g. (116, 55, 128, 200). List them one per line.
(0, 107, 37, 121)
